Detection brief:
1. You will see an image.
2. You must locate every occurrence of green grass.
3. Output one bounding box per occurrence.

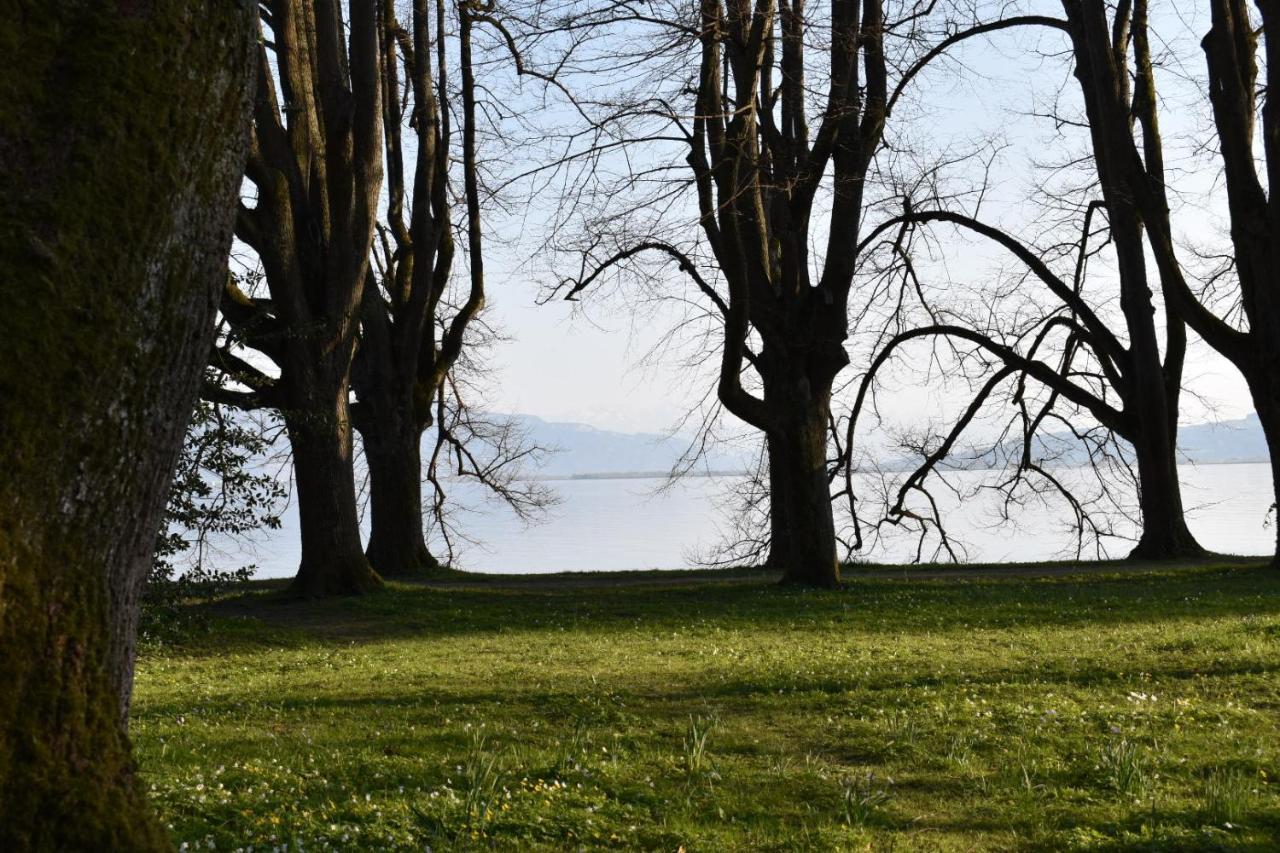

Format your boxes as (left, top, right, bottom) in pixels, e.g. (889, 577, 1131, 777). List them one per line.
(131, 562, 1280, 850)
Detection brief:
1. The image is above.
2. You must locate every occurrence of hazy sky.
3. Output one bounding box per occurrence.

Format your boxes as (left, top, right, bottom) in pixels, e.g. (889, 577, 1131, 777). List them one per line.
(238, 0, 1260, 440)
(480, 272, 1256, 435)
(485, 296, 700, 433)
(473, 0, 1258, 437)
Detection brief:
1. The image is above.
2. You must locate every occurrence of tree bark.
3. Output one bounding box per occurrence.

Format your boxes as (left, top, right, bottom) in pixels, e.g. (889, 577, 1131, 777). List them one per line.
(762, 433, 796, 571)
(0, 2, 254, 847)
(361, 421, 439, 576)
(1128, 426, 1203, 559)
(286, 377, 383, 597)
(763, 374, 841, 588)
(1252, 397, 1280, 569)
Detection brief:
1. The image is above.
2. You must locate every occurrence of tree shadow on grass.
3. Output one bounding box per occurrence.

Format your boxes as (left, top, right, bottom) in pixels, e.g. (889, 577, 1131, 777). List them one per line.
(1015, 806, 1280, 852)
(161, 562, 1280, 659)
(133, 649, 1280, 751)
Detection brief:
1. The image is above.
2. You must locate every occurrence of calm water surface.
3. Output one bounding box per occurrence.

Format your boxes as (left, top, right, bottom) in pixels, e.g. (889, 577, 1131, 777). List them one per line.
(245, 462, 1275, 578)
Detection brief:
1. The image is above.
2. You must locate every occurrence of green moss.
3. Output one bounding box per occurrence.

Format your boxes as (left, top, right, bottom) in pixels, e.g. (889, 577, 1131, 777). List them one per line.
(0, 1, 253, 847)
(0, 532, 167, 851)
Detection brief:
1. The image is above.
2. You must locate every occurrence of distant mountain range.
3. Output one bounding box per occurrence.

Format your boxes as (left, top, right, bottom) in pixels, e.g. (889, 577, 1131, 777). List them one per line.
(514, 414, 753, 478)
(1177, 413, 1270, 464)
(993, 413, 1270, 469)
(515, 412, 1270, 478)
(896, 413, 1272, 472)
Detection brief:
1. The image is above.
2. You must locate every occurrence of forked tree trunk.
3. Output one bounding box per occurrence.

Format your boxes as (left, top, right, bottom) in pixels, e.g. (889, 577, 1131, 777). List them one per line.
(286, 378, 383, 597)
(226, 0, 386, 598)
(362, 424, 439, 575)
(1120, 290, 1203, 561)
(352, 317, 440, 577)
(1057, 3, 1206, 562)
(0, 2, 254, 847)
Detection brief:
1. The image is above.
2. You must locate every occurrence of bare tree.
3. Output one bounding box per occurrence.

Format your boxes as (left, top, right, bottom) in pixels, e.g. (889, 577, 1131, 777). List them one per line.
(1158, 0, 1280, 566)
(849, 190, 1204, 559)
(1052, 0, 1200, 558)
(0, 2, 254, 846)
(350, 0, 496, 575)
(213, 0, 386, 596)
(419, 369, 557, 564)
(528, 0, 1057, 585)
(939, 0, 1280, 565)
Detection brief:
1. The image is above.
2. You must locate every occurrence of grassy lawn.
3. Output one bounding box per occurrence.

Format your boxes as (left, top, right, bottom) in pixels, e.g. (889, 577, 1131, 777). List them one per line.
(131, 562, 1280, 851)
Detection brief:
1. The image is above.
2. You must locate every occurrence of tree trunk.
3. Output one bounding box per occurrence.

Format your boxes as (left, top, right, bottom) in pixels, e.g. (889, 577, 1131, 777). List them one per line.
(1254, 399, 1280, 569)
(0, 2, 254, 847)
(1128, 424, 1204, 559)
(363, 424, 439, 576)
(351, 307, 439, 577)
(762, 433, 795, 571)
(764, 389, 841, 588)
(1107, 197, 1204, 560)
(286, 378, 383, 597)
(1125, 355, 1204, 560)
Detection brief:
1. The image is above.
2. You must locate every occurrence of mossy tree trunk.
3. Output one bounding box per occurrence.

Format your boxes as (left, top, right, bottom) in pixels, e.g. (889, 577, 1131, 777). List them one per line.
(0, 2, 254, 848)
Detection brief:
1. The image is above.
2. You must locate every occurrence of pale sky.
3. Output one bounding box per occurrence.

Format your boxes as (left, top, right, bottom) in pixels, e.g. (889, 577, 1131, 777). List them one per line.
(479, 274, 1256, 436)
(480, 280, 724, 433)
(238, 0, 1260, 441)
(473, 0, 1258, 439)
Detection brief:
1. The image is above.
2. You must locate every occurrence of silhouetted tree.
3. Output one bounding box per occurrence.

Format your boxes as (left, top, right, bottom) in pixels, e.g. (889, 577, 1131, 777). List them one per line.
(891, 0, 1280, 565)
(1137, 0, 1280, 566)
(539, 0, 1058, 585)
(350, 0, 489, 575)
(213, 0, 386, 596)
(849, 198, 1204, 559)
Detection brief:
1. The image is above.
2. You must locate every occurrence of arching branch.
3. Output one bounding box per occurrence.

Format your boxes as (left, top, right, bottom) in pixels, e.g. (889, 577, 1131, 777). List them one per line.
(887, 15, 1070, 117)
(859, 208, 1129, 372)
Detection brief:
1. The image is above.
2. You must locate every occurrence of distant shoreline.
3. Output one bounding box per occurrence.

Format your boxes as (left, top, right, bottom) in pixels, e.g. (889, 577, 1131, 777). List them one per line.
(533, 470, 750, 482)
(526, 457, 1272, 482)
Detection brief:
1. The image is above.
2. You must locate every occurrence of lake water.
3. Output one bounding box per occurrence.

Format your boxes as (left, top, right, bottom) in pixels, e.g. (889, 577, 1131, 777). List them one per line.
(240, 462, 1276, 578)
